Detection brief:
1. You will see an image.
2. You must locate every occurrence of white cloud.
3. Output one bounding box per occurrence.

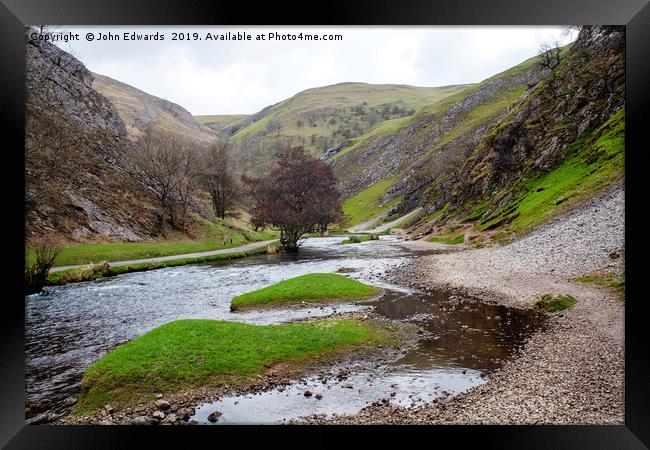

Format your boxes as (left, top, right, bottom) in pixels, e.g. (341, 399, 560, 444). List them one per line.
(55, 26, 578, 115)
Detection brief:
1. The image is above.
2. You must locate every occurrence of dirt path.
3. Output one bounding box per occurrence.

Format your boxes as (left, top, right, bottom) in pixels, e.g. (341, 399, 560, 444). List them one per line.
(347, 208, 422, 233)
(301, 183, 625, 424)
(49, 240, 278, 273)
(364, 208, 422, 234)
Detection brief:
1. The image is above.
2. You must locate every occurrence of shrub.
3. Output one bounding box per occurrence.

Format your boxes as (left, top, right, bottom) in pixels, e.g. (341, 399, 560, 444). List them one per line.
(25, 239, 62, 294)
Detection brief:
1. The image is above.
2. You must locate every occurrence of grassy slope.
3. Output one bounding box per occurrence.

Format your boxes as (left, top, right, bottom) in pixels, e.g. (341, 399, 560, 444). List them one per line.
(75, 318, 389, 414)
(331, 56, 542, 228)
(231, 273, 380, 310)
(26, 215, 279, 267)
(342, 178, 399, 226)
(231, 83, 468, 145)
(92, 73, 216, 144)
(476, 107, 624, 232)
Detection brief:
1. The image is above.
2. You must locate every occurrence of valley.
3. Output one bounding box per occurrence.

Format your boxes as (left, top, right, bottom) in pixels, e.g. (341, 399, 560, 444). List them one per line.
(24, 26, 625, 426)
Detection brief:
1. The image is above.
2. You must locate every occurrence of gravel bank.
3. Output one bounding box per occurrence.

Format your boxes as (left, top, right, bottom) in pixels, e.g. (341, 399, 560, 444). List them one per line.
(299, 184, 625, 424)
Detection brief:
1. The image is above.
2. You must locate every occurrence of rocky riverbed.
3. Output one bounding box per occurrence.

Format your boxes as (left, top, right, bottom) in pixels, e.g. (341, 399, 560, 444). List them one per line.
(297, 184, 625, 424)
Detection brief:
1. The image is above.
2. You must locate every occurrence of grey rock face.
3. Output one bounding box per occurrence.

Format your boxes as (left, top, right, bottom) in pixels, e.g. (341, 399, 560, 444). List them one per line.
(25, 26, 160, 242)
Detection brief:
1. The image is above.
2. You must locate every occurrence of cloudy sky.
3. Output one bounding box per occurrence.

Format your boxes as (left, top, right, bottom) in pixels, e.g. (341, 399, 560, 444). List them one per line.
(54, 26, 578, 116)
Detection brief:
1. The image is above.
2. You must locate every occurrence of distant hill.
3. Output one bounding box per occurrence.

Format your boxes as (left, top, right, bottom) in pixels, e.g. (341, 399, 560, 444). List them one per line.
(93, 73, 219, 144)
(222, 82, 470, 175)
(195, 114, 249, 132)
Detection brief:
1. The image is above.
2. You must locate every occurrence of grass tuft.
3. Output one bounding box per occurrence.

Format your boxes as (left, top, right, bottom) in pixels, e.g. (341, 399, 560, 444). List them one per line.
(534, 294, 577, 312)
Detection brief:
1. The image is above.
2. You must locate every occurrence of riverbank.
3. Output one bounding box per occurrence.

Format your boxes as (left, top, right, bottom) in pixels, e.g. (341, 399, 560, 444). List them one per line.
(46, 240, 278, 286)
(299, 184, 624, 424)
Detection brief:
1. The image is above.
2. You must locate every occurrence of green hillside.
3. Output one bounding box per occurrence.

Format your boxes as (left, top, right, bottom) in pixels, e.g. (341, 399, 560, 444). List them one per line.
(227, 82, 469, 175)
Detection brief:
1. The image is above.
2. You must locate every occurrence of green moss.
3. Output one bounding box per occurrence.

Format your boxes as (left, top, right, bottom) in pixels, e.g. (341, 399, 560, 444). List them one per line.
(534, 294, 577, 312)
(231, 273, 380, 311)
(75, 318, 391, 414)
(427, 234, 464, 245)
(466, 201, 488, 221)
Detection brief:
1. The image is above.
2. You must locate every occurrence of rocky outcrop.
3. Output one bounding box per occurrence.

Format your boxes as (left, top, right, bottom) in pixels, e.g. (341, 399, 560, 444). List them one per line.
(418, 25, 624, 221)
(25, 27, 161, 243)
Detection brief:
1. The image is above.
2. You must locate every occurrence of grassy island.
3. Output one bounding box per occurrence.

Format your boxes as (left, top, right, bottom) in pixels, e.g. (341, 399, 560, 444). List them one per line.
(231, 273, 380, 311)
(75, 318, 391, 414)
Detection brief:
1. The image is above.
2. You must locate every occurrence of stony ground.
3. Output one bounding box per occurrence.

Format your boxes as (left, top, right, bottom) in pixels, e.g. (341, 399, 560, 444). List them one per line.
(299, 183, 625, 424)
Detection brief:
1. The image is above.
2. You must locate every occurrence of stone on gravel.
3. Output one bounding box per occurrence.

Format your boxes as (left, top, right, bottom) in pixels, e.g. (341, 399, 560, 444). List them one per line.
(207, 411, 222, 422)
(154, 400, 170, 410)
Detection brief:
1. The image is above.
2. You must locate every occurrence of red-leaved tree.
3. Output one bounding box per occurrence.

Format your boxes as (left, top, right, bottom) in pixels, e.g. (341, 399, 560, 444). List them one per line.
(248, 146, 342, 252)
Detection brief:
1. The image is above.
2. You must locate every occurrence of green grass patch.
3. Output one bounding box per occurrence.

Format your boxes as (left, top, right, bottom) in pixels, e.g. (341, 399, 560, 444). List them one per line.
(342, 178, 398, 226)
(424, 203, 450, 222)
(27, 217, 279, 267)
(575, 271, 624, 302)
(231, 273, 380, 311)
(46, 244, 276, 286)
(427, 234, 464, 245)
(341, 235, 372, 244)
(534, 294, 577, 312)
(75, 318, 391, 414)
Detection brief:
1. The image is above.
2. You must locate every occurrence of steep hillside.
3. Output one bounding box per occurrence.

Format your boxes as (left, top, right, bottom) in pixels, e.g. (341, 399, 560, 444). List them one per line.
(226, 82, 469, 175)
(93, 73, 219, 144)
(407, 26, 624, 242)
(25, 31, 162, 243)
(332, 54, 546, 225)
(333, 26, 624, 242)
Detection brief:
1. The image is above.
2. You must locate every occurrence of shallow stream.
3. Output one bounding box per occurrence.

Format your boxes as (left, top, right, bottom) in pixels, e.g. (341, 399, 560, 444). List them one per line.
(25, 236, 543, 424)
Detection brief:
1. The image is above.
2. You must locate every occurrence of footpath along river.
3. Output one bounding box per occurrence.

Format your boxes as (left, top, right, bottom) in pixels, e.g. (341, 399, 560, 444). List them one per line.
(25, 236, 544, 424)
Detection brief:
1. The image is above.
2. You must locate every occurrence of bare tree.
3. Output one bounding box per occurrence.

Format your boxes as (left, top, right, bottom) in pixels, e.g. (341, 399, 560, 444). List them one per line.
(561, 25, 582, 38)
(538, 40, 562, 73)
(199, 141, 240, 220)
(130, 127, 199, 231)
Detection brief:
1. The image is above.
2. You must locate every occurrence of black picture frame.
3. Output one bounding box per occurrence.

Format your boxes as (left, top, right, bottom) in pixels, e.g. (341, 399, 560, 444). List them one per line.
(2, 0, 648, 447)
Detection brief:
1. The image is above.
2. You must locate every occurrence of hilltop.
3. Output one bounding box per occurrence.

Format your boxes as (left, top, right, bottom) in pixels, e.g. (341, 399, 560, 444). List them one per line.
(217, 82, 470, 175)
(93, 73, 219, 144)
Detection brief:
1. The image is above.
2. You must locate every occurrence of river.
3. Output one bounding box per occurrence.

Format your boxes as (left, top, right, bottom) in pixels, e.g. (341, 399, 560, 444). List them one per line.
(25, 236, 543, 424)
